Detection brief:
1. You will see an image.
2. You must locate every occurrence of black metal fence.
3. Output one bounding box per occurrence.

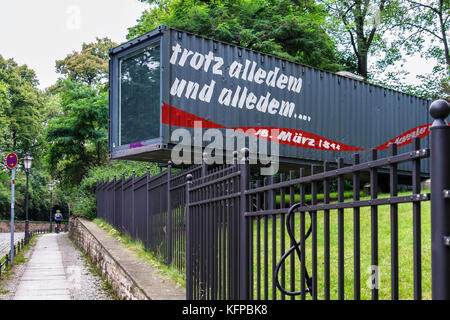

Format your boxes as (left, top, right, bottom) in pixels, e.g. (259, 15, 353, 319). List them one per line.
(97, 162, 223, 275)
(97, 100, 450, 300)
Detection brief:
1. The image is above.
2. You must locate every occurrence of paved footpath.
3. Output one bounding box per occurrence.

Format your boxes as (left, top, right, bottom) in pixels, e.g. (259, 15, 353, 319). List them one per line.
(10, 233, 113, 300)
(14, 234, 71, 300)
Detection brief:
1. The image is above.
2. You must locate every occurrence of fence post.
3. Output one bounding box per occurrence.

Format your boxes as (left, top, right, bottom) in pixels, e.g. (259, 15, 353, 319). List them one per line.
(132, 170, 136, 239)
(95, 179, 103, 218)
(145, 167, 150, 251)
(430, 99, 450, 300)
(167, 161, 172, 266)
(105, 177, 109, 223)
(186, 174, 193, 300)
(122, 173, 125, 233)
(239, 148, 250, 300)
(101, 178, 105, 222)
(113, 176, 116, 227)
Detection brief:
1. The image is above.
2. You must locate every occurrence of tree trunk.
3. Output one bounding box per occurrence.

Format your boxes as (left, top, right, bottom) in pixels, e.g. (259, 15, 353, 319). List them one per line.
(358, 50, 369, 79)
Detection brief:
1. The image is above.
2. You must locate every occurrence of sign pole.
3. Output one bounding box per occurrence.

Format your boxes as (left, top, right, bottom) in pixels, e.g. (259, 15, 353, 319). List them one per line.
(6, 153, 18, 265)
(10, 167, 15, 264)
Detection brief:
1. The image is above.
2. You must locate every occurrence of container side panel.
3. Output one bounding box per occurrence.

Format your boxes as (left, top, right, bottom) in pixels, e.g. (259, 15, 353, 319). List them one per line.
(163, 29, 431, 168)
(110, 26, 434, 175)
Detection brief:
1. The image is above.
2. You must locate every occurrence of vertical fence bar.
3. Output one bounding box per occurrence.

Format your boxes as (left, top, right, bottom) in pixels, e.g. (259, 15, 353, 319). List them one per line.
(353, 153, 361, 300)
(186, 174, 193, 300)
(323, 162, 330, 300)
(239, 148, 249, 300)
(412, 137, 422, 300)
(227, 176, 232, 299)
(370, 149, 379, 300)
(145, 168, 150, 250)
(209, 176, 214, 300)
(337, 158, 345, 300)
(264, 177, 269, 300)
(121, 173, 125, 233)
(222, 178, 227, 300)
(233, 171, 239, 299)
(280, 173, 286, 301)
(132, 171, 136, 239)
(113, 176, 116, 227)
(430, 99, 450, 300)
(248, 185, 254, 300)
(311, 166, 318, 300)
(167, 162, 172, 266)
(213, 177, 218, 300)
(218, 179, 223, 300)
(201, 179, 206, 300)
(96, 180, 99, 219)
(256, 180, 262, 300)
(206, 176, 210, 300)
(289, 171, 295, 300)
(389, 144, 399, 300)
(271, 176, 277, 300)
(299, 168, 306, 300)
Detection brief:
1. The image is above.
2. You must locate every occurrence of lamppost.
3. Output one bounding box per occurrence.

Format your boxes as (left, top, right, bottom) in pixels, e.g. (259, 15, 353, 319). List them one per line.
(23, 155, 33, 242)
(49, 182, 54, 232)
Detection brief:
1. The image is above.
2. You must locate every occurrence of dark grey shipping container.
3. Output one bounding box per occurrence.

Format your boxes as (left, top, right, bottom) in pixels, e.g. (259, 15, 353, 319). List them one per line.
(109, 25, 440, 176)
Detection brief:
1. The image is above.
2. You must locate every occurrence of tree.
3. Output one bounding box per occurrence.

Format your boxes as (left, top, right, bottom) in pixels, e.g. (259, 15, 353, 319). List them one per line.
(400, 0, 449, 72)
(55, 37, 117, 86)
(0, 55, 43, 157)
(0, 82, 9, 149)
(46, 80, 108, 186)
(128, 0, 343, 72)
(391, 0, 449, 98)
(323, 0, 404, 79)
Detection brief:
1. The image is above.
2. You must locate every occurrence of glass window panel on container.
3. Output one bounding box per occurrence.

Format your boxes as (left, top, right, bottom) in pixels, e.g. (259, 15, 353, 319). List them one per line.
(119, 42, 161, 146)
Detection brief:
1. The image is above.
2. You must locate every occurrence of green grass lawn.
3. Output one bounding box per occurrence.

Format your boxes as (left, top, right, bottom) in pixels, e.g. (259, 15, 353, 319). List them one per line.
(251, 190, 431, 300)
(276, 190, 364, 205)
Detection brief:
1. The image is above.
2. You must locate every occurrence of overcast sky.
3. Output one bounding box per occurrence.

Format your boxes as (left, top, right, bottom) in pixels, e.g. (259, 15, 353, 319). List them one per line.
(0, 0, 147, 89)
(0, 0, 435, 90)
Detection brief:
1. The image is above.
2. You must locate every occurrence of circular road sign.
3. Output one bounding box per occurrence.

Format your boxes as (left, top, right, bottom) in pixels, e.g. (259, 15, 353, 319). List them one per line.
(6, 153, 18, 169)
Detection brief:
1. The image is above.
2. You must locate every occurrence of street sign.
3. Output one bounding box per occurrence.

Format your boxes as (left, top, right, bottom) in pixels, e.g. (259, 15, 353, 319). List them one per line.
(6, 153, 18, 169)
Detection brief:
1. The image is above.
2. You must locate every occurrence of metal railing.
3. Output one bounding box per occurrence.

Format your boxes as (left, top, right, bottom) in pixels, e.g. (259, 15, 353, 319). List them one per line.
(97, 163, 206, 274)
(243, 141, 429, 300)
(97, 99, 450, 300)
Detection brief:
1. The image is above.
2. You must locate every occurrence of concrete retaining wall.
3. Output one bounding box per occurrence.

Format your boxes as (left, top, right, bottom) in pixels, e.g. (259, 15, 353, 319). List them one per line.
(69, 218, 150, 300)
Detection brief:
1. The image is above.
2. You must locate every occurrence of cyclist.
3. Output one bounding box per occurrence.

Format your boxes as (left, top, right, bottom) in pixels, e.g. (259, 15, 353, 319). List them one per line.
(54, 210, 63, 232)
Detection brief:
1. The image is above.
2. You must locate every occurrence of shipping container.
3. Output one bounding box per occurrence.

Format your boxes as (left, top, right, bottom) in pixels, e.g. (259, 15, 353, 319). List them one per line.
(109, 25, 441, 180)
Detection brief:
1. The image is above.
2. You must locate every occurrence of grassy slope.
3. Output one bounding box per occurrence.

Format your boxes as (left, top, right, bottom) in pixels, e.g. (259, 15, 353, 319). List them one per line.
(93, 218, 185, 288)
